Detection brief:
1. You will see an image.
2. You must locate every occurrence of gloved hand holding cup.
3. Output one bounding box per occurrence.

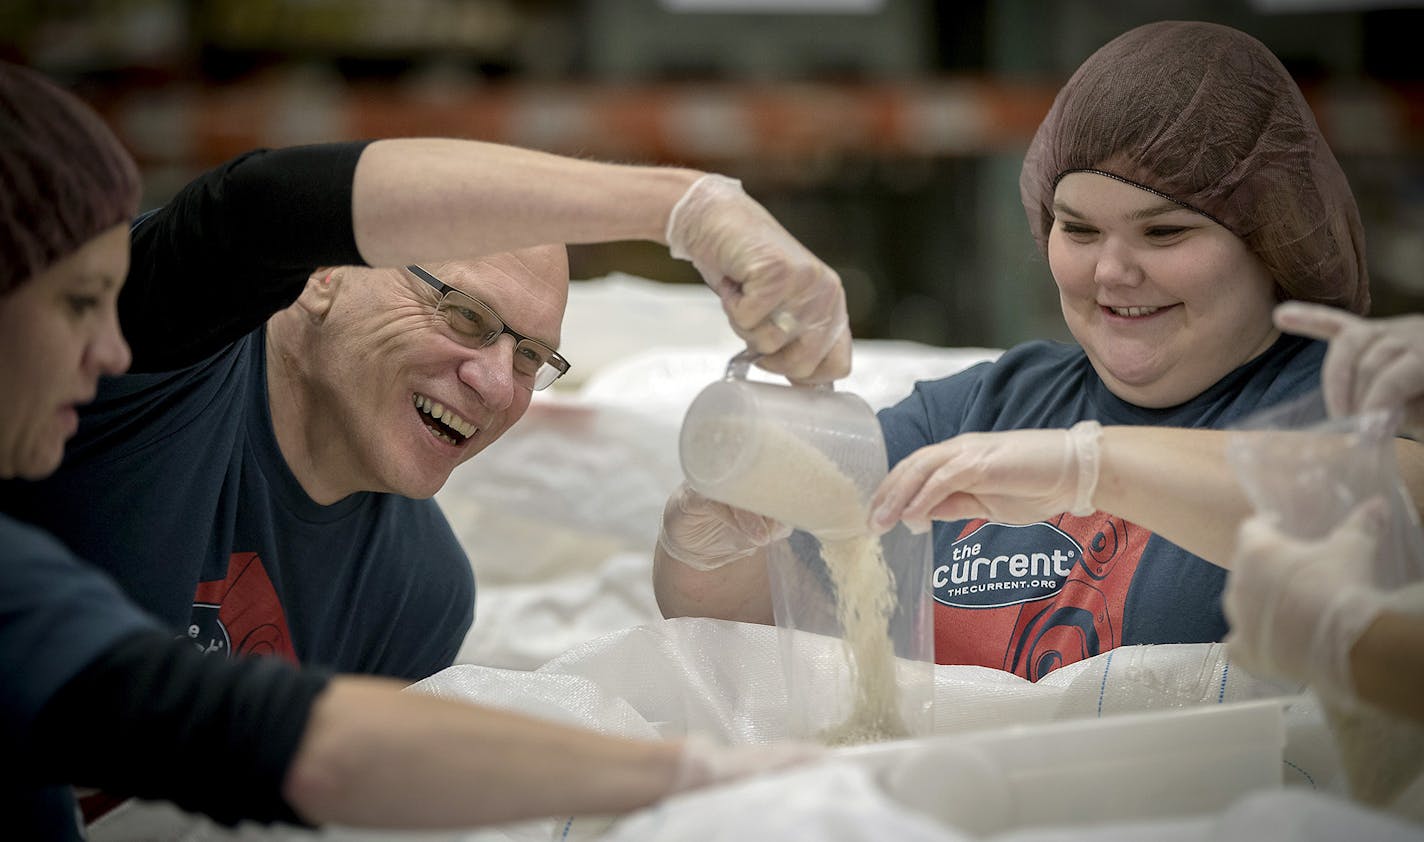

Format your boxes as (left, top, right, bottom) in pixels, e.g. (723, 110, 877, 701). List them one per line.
(658, 482, 793, 572)
(666, 174, 851, 384)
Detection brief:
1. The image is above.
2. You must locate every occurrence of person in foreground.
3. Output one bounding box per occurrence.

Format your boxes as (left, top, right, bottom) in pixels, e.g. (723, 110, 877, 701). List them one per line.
(0, 63, 815, 839)
(0, 51, 848, 688)
(653, 20, 1424, 681)
(1224, 302, 1424, 726)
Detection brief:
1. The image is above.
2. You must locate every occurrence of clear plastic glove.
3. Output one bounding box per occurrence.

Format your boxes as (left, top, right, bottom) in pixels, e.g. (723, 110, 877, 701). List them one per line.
(1274, 302, 1424, 435)
(666, 174, 851, 384)
(658, 482, 793, 572)
(1224, 500, 1390, 702)
(669, 734, 825, 795)
(868, 421, 1102, 534)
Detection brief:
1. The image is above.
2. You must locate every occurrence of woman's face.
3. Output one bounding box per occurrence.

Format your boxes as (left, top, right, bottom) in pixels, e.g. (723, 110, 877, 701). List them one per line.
(1048, 172, 1280, 408)
(0, 223, 131, 479)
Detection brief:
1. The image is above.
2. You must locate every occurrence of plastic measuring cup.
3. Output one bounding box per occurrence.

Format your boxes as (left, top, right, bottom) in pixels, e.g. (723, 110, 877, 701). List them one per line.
(679, 350, 935, 744)
(679, 350, 885, 539)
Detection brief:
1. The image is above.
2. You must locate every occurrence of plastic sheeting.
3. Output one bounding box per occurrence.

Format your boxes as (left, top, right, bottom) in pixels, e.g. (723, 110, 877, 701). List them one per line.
(84, 615, 1422, 842)
(92, 621, 1402, 841)
(607, 774, 1424, 842)
(410, 618, 1363, 841)
(440, 621, 1414, 840)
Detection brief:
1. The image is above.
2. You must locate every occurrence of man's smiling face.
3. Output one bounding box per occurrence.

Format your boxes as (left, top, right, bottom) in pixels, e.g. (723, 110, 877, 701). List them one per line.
(286, 246, 569, 501)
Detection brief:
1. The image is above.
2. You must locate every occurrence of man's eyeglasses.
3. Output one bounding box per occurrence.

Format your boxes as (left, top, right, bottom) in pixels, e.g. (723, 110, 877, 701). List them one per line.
(407, 265, 570, 391)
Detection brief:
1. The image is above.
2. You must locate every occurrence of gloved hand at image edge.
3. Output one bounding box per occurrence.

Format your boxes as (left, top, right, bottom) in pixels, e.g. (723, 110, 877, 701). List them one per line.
(869, 420, 1103, 534)
(666, 174, 852, 384)
(1274, 302, 1424, 436)
(658, 482, 794, 572)
(1223, 500, 1391, 703)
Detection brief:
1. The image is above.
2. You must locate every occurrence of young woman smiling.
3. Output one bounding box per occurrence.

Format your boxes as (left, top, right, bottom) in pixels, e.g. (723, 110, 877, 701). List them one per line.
(653, 20, 1424, 681)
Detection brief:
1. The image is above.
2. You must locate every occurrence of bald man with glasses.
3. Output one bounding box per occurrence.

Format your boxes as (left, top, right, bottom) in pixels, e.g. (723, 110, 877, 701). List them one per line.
(1, 137, 851, 717)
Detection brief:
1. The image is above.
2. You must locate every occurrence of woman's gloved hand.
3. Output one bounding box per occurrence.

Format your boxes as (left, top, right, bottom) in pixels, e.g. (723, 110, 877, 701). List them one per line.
(657, 482, 792, 572)
(1224, 500, 1390, 702)
(868, 421, 1102, 534)
(666, 174, 851, 384)
(1274, 302, 1424, 434)
(669, 734, 825, 795)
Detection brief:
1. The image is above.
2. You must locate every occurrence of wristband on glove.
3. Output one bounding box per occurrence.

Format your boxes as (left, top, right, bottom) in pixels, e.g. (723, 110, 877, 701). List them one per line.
(1068, 420, 1102, 517)
(666, 174, 742, 262)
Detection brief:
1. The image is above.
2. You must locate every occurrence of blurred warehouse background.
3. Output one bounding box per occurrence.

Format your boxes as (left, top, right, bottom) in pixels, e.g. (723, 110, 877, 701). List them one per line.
(3, 0, 1422, 349)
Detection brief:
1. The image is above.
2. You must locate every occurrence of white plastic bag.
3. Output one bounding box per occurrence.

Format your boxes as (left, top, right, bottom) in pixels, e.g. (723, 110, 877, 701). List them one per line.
(1228, 391, 1424, 808)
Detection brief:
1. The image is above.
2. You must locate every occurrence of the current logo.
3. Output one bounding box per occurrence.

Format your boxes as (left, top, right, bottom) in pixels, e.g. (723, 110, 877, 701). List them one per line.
(185, 552, 298, 662)
(933, 521, 1085, 609)
(186, 603, 229, 656)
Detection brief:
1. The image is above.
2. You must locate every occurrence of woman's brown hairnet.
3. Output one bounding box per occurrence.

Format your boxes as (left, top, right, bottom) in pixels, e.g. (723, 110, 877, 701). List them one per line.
(1019, 21, 1368, 314)
(0, 63, 140, 295)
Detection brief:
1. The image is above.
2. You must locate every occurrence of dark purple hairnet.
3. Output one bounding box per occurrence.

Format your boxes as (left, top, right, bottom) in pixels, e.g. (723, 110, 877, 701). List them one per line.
(0, 62, 141, 295)
(1020, 21, 1368, 314)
